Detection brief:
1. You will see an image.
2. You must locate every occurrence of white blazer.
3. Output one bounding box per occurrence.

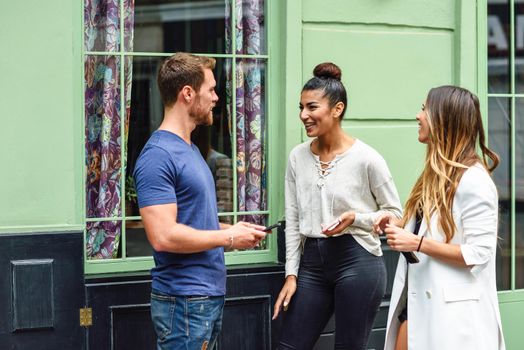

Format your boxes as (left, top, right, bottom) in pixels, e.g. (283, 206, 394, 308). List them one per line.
(384, 164, 505, 350)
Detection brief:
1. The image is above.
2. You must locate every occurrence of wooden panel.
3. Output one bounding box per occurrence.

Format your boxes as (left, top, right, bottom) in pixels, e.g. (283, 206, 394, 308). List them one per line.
(367, 327, 387, 350)
(86, 266, 286, 349)
(0, 232, 84, 349)
(500, 299, 524, 350)
(11, 259, 54, 331)
(218, 296, 271, 350)
(112, 305, 156, 350)
(312, 303, 390, 350)
(303, 0, 455, 30)
(303, 24, 454, 120)
(314, 333, 335, 349)
(86, 277, 153, 349)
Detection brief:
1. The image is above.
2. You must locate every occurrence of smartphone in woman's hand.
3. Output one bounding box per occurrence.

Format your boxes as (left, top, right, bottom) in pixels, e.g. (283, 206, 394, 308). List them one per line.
(321, 218, 341, 232)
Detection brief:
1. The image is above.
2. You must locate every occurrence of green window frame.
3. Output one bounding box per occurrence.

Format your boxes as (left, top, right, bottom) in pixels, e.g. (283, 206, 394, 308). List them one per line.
(82, 0, 284, 274)
(482, 0, 524, 294)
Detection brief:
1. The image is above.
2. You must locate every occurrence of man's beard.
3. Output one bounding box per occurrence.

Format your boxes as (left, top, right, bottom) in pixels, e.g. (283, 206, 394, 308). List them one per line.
(189, 97, 213, 126)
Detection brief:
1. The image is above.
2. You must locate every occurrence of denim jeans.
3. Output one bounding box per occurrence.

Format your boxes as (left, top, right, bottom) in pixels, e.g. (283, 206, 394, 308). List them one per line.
(150, 290, 225, 350)
(277, 235, 387, 350)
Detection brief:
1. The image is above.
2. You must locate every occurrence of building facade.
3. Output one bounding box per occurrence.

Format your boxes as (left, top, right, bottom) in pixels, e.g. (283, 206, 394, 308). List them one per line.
(0, 0, 523, 349)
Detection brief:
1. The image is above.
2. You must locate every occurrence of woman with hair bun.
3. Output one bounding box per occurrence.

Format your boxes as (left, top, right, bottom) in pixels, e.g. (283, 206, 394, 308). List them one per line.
(376, 86, 506, 350)
(272, 62, 403, 349)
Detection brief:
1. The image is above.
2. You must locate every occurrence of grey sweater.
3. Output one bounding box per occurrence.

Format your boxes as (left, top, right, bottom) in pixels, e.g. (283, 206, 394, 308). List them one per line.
(285, 139, 403, 277)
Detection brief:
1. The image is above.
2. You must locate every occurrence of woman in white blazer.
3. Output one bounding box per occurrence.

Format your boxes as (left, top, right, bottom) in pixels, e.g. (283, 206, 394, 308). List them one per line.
(374, 85, 505, 350)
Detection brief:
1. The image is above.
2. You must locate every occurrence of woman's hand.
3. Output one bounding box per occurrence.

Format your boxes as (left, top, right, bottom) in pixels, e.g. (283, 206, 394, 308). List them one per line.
(321, 211, 355, 237)
(272, 275, 297, 320)
(373, 212, 401, 234)
(384, 224, 421, 252)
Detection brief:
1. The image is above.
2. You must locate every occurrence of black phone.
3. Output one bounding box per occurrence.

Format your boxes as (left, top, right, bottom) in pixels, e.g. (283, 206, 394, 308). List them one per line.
(264, 222, 281, 232)
(402, 252, 420, 264)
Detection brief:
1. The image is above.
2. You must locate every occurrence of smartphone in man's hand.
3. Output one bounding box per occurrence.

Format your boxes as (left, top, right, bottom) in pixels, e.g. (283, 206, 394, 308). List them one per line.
(264, 222, 281, 232)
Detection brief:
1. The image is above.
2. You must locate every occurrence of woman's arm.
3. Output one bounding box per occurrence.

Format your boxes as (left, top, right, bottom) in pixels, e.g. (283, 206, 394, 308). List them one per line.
(284, 154, 302, 278)
(384, 225, 467, 267)
(385, 167, 498, 270)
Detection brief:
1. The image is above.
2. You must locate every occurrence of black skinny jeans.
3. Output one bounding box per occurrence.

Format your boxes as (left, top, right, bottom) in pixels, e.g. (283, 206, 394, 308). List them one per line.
(278, 234, 387, 350)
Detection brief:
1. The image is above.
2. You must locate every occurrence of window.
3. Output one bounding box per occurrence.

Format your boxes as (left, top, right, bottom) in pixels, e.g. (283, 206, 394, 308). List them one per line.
(487, 0, 524, 290)
(83, 0, 276, 273)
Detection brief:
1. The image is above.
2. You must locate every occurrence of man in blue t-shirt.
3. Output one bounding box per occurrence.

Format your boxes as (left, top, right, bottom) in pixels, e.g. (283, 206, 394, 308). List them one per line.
(134, 53, 267, 350)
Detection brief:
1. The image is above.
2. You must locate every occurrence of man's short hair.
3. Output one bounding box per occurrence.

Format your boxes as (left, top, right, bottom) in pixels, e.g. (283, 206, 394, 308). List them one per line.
(157, 52, 216, 107)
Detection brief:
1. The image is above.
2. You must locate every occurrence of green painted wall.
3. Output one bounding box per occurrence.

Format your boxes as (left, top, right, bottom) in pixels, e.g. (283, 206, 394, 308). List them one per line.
(0, 0, 82, 232)
(297, 0, 465, 201)
(282, 0, 521, 348)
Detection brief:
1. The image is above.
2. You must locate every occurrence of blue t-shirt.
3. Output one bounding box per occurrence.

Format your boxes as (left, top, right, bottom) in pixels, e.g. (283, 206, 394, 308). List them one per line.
(133, 130, 226, 296)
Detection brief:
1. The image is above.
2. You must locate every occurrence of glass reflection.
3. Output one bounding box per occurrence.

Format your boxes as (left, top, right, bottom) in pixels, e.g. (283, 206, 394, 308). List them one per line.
(125, 220, 151, 257)
(516, 99, 524, 288)
(125, 57, 232, 211)
(488, 0, 510, 93)
(515, 2, 524, 93)
(488, 97, 512, 290)
(132, 0, 228, 53)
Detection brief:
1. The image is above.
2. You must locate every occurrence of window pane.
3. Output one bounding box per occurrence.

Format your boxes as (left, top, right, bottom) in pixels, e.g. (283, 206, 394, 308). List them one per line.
(193, 124, 234, 213)
(515, 3, 524, 93)
(488, 97, 512, 290)
(132, 0, 229, 53)
(125, 220, 151, 257)
(85, 55, 123, 219)
(84, 0, 121, 52)
(86, 221, 122, 259)
(125, 57, 233, 212)
(488, 0, 510, 93)
(516, 98, 524, 288)
(232, 58, 267, 212)
(234, 0, 266, 55)
(127, 216, 235, 257)
(218, 215, 234, 226)
(125, 56, 164, 188)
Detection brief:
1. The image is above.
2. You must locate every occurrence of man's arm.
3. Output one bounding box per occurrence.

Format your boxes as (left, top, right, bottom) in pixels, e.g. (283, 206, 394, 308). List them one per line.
(219, 222, 232, 230)
(140, 203, 267, 253)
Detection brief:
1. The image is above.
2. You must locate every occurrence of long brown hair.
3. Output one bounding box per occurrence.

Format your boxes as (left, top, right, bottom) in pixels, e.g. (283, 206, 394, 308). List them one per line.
(402, 86, 499, 242)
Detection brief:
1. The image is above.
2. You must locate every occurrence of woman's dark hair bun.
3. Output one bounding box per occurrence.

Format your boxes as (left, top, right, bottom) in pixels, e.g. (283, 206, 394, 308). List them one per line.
(313, 62, 342, 81)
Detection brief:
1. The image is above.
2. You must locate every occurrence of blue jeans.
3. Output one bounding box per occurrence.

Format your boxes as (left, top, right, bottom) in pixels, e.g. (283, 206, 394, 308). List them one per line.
(150, 290, 225, 350)
(277, 235, 387, 350)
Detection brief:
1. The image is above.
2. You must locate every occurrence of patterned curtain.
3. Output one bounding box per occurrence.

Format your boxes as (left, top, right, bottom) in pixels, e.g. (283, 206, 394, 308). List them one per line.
(84, 0, 134, 259)
(226, 0, 266, 224)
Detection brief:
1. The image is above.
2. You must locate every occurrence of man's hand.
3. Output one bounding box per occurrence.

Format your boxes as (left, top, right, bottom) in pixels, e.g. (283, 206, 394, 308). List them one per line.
(225, 221, 268, 250)
(273, 275, 297, 320)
